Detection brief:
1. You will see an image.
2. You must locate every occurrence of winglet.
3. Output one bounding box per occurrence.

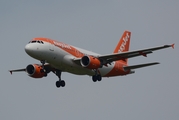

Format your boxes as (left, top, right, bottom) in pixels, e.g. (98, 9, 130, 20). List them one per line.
(171, 44, 175, 49)
(9, 71, 12, 75)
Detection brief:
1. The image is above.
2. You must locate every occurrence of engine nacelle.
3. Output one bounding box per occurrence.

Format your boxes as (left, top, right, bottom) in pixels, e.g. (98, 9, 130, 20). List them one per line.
(26, 64, 45, 78)
(80, 56, 101, 69)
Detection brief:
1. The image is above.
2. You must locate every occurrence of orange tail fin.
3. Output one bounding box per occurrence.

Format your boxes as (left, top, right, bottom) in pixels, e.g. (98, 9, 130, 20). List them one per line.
(113, 31, 131, 63)
(113, 31, 131, 53)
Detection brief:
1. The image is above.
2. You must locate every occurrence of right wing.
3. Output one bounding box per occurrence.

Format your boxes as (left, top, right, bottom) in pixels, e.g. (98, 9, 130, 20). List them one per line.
(73, 44, 174, 66)
(98, 44, 174, 64)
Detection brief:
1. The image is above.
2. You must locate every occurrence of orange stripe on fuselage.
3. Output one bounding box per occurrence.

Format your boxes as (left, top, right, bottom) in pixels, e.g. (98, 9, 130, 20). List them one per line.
(104, 61, 130, 77)
(32, 37, 84, 58)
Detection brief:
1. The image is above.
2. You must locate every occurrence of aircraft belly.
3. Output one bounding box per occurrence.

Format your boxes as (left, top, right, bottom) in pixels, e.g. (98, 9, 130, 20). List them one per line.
(45, 47, 93, 75)
(99, 64, 115, 77)
(44, 45, 116, 77)
(49, 62, 94, 75)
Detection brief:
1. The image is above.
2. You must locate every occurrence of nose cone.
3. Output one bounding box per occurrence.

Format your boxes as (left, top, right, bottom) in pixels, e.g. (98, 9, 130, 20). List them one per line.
(24, 43, 43, 60)
(25, 44, 33, 55)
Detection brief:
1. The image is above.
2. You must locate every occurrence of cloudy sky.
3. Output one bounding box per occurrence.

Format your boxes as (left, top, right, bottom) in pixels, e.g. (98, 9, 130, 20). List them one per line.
(0, 0, 179, 120)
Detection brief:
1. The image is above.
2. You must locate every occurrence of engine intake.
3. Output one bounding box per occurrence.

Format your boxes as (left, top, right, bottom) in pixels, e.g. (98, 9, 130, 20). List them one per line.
(26, 64, 45, 78)
(80, 56, 101, 69)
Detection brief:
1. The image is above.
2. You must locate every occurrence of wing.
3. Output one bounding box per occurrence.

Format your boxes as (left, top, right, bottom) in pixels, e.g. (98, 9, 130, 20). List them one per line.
(9, 64, 53, 74)
(73, 44, 174, 66)
(98, 44, 174, 64)
(9, 69, 26, 74)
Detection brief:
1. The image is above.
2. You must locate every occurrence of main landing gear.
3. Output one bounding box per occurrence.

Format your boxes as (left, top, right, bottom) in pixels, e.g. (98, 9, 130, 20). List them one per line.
(40, 60, 65, 88)
(92, 69, 102, 82)
(55, 70, 66, 88)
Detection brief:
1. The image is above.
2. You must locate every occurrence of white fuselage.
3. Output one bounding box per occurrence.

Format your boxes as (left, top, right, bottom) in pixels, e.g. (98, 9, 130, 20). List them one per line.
(25, 40, 115, 77)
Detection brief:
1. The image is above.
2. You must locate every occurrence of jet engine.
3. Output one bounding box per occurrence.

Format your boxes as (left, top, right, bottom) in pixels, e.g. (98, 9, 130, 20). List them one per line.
(26, 64, 46, 78)
(80, 56, 101, 69)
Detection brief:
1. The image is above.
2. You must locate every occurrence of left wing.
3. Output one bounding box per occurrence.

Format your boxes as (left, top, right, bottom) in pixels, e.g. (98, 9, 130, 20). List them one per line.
(9, 64, 53, 74)
(9, 69, 26, 74)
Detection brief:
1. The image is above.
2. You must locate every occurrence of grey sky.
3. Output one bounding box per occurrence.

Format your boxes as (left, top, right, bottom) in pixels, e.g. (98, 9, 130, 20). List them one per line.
(0, 0, 179, 120)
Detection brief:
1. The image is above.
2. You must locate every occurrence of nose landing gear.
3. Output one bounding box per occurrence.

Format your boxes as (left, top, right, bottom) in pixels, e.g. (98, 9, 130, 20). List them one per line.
(40, 60, 47, 77)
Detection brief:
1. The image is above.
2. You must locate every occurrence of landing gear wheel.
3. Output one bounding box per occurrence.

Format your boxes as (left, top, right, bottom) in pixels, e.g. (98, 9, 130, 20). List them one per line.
(60, 80, 65, 87)
(56, 80, 66, 88)
(56, 81, 61, 88)
(97, 75, 102, 81)
(55, 70, 66, 88)
(92, 75, 97, 82)
(92, 75, 102, 82)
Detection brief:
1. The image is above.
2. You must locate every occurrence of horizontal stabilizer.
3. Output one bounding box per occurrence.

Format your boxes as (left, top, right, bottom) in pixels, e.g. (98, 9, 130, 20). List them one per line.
(123, 62, 160, 71)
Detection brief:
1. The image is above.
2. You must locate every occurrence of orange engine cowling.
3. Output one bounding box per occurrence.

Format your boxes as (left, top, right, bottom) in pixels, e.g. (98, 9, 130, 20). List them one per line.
(80, 56, 101, 69)
(26, 64, 45, 78)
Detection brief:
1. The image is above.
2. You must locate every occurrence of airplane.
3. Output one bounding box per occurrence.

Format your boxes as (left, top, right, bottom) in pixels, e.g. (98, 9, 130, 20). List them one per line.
(9, 31, 174, 88)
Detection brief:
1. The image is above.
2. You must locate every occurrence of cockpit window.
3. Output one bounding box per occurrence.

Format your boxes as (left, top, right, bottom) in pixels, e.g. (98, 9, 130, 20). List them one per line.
(29, 40, 44, 44)
(31, 41, 36, 43)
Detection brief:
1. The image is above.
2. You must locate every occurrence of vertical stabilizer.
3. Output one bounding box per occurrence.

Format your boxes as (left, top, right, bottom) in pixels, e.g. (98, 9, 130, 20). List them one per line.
(113, 31, 131, 64)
